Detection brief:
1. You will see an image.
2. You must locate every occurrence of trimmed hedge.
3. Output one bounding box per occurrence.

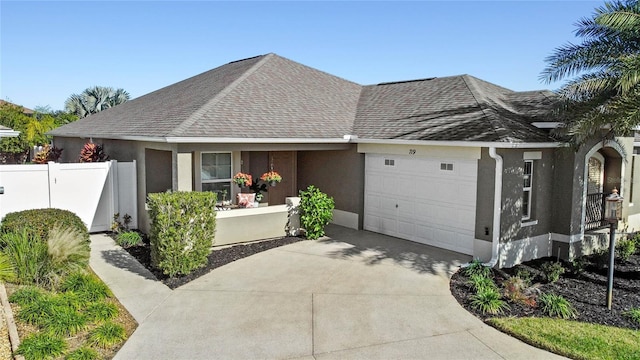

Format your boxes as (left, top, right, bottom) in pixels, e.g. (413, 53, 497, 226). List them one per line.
(147, 191, 217, 277)
(1, 208, 89, 243)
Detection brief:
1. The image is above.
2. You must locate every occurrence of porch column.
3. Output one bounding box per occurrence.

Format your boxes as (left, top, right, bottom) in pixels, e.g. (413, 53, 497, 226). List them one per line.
(177, 152, 193, 191)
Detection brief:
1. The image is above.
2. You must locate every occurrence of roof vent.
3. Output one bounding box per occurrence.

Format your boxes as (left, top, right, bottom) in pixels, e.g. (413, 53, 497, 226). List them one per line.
(377, 77, 436, 86)
(532, 122, 563, 129)
(227, 55, 265, 64)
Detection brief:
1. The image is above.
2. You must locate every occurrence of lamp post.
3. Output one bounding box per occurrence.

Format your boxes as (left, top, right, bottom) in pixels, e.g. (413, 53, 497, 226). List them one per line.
(604, 188, 623, 310)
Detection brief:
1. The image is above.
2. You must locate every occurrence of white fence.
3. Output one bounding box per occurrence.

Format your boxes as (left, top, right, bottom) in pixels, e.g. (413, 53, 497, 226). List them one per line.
(0, 160, 137, 232)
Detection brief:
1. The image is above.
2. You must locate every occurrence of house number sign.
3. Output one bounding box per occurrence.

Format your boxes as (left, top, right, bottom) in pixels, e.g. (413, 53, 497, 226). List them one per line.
(409, 149, 416, 155)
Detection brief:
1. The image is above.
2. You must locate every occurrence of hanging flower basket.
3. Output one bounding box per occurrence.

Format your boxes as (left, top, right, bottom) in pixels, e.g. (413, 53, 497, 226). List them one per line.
(261, 171, 282, 186)
(233, 172, 252, 188)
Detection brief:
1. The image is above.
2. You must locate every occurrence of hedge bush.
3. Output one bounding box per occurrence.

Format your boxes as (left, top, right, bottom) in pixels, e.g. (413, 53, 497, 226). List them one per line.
(147, 191, 217, 277)
(299, 185, 335, 240)
(0, 208, 89, 244)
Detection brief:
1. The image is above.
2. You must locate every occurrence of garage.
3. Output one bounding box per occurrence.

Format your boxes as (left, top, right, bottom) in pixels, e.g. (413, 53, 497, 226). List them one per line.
(363, 153, 477, 255)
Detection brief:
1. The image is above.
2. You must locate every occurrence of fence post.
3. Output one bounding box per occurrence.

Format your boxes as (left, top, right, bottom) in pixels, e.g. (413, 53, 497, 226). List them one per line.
(46, 161, 57, 208)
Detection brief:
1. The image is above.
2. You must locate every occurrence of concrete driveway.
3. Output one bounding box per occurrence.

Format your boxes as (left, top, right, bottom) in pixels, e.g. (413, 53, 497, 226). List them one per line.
(90, 225, 566, 360)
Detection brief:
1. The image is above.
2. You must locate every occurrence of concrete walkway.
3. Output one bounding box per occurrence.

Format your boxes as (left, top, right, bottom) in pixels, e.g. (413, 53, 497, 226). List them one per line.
(90, 225, 566, 360)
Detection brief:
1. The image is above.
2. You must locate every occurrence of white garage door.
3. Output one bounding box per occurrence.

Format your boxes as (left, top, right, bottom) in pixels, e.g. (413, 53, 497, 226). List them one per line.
(364, 153, 477, 255)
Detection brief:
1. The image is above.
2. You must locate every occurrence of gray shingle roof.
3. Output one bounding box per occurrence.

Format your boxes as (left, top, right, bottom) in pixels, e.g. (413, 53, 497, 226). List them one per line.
(50, 55, 265, 138)
(50, 54, 557, 143)
(354, 75, 557, 142)
(49, 54, 362, 140)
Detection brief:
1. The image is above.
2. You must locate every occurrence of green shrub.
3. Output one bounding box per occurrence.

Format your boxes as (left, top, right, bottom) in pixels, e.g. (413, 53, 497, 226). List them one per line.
(515, 268, 534, 285)
(623, 308, 640, 325)
(299, 185, 335, 240)
(470, 287, 509, 315)
(0, 208, 89, 244)
(570, 256, 588, 275)
(65, 347, 98, 360)
(1, 225, 90, 289)
(42, 305, 87, 337)
(467, 274, 497, 292)
(18, 296, 58, 327)
(539, 293, 577, 319)
(591, 249, 610, 269)
(52, 292, 86, 311)
(16, 332, 67, 360)
(631, 232, 640, 250)
(9, 286, 46, 306)
(0, 252, 15, 282)
(1, 230, 50, 286)
(616, 238, 636, 261)
(85, 301, 119, 322)
(46, 225, 90, 288)
(540, 261, 565, 283)
(148, 191, 217, 277)
(111, 213, 132, 234)
(116, 231, 142, 248)
(463, 259, 492, 278)
(60, 272, 111, 303)
(89, 322, 126, 348)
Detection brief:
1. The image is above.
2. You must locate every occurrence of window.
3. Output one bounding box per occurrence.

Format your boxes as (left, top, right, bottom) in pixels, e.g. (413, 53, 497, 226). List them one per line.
(384, 159, 395, 166)
(440, 163, 453, 171)
(522, 160, 533, 220)
(201, 152, 232, 201)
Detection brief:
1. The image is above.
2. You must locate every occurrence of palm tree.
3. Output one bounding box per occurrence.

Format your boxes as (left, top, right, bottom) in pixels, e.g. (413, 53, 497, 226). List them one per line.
(540, 0, 640, 144)
(64, 86, 130, 118)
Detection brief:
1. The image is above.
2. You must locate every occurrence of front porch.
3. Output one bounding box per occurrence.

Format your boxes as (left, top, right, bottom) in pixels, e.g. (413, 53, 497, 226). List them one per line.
(583, 144, 624, 233)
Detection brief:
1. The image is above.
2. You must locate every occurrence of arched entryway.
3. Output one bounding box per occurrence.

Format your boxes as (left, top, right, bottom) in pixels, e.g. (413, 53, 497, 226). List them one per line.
(583, 142, 625, 231)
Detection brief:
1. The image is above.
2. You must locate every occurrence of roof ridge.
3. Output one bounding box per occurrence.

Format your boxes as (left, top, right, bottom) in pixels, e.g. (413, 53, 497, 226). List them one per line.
(170, 54, 273, 136)
(462, 74, 514, 93)
(461, 75, 511, 142)
(272, 54, 362, 87)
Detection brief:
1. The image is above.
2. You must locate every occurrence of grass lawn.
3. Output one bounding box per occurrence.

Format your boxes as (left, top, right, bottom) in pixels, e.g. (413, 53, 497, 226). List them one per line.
(488, 317, 640, 360)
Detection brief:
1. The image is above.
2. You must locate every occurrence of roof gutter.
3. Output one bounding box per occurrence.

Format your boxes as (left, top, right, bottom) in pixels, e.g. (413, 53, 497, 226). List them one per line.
(48, 135, 353, 144)
(0, 130, 20, 138)
(165, 137, 351, 144)
(49, 134, 565, 149)
(354, 138, 565, 149)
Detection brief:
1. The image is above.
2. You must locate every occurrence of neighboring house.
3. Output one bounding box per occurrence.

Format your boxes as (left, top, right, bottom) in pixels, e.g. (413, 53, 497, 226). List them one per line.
(0, 125, 20, 138)
(0, 100, 35, 116)
(0, 100, 29, 138)
(49, 53, 640, 268)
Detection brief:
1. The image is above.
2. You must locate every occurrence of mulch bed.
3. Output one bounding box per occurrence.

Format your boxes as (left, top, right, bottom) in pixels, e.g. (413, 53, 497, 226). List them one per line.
(121, 236, 305, 289)
(450, 252, 640, 330)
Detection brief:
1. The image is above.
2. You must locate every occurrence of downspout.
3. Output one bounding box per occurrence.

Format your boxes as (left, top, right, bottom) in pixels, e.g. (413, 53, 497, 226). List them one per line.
(485, 147, 503, 268)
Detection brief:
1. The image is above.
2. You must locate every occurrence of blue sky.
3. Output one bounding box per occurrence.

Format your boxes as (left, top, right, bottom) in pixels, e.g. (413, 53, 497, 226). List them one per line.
(1, 1, 601, 111)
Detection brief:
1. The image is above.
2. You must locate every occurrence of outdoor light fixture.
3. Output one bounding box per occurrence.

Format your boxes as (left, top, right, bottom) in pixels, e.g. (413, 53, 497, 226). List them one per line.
(605, 188, 623, 222)
(604, 188, 623, 310)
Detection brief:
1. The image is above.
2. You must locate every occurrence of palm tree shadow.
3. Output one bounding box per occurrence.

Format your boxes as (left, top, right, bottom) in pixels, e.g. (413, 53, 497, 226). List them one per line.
(321, 225, 471, 277)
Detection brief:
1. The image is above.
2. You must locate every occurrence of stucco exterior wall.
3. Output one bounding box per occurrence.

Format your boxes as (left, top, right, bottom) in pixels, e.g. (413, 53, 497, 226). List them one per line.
(626, 154, 640, 231)
(52, 136, 179, 234)
(53, 137, 139, 163)
(297, 145, 364, 229)
(550, 148, 577, 235)
(144, 149, 172, 194)
(498, 148, 555, 242)
(474, 148, 495, 242)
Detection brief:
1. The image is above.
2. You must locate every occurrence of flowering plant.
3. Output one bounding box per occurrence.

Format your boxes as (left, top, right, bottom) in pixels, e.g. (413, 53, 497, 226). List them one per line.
(260, 171, 282, 183)
(233, 172, 252, 187)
